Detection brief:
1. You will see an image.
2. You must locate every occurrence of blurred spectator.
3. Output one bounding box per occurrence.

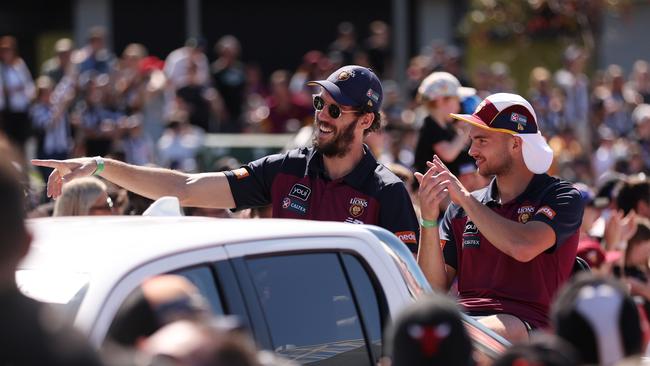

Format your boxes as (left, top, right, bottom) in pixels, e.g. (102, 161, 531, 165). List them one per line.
(551, 273, 643, 365)
(0, 141, 102, 365)
(76, 72, 126, 157)
(114, 43, 148, 113)
(413, 71, 474, 179)
(633, 104, 650, 171)
(30, 75, 74, 181)
(528, 66, 563, 136)
(364, 20, 392, 78)
(124, 190, 154, 215)
(492, 334, 579, 366)
(603, 64, 635, 137)
(383, 293, 474, 366)
(106, 274, 210, 348)
(119, 114, 154, 166)
(554, 45, 591, 150)
(156, 111, 204, 172)
(41, 38, 76, 85)
(629, 60, 650, 103)
(616, 177, 650, 217)
(53, 176, 113, 216)
(76, 26, 115, 75)
(328, 22, 358, 66)
(0, 35, 35, 152)
(175, 60, 218, 132)
(211, 35, 246, 132)
(165, 37, 210, 91)
(289, 50, 324, 98)
(573, 182, 624, 274)
(132, 56, 167, 144)
(614, 218, 650, 306)
(489, 61, 514, 93)
(262, 70, 311, 133)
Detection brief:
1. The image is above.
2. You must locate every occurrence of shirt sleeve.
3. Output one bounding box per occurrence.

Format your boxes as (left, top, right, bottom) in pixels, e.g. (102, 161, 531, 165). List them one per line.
(440, 204, 459, 270)
(379, 182, 420, 253)
(223, 153, 285, 210)
(531, 181, 584, 248)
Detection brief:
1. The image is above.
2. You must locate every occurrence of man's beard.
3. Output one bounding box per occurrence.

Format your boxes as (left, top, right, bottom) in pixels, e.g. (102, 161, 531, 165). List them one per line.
(313, 118, 358, 158)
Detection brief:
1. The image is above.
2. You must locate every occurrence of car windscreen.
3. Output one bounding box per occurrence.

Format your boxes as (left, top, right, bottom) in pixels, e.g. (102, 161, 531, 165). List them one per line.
(15, 270, 90, 323)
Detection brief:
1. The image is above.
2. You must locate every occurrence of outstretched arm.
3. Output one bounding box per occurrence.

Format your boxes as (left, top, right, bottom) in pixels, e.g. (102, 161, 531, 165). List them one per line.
(32, 157, 235, 208)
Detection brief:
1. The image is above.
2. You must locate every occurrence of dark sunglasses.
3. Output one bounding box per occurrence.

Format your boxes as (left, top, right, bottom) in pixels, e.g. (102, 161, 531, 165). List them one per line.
(312, 95, 357, 119)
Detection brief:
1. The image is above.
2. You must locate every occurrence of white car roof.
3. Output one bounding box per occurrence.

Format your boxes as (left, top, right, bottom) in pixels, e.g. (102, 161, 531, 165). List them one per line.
(22, 216, 377, 273)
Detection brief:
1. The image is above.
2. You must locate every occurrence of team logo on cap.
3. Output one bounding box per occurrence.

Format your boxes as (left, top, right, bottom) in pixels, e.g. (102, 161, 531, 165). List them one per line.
(349, 197, 368, 217)
(337, 70, 355, 81)
(510, 112, 528, 131)
(366, 88, 380, 103)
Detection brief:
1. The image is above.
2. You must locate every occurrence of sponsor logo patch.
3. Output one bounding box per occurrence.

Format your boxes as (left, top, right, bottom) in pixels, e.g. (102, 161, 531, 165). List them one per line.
(289, 184, 311, 201)
(232, 168, 249, 180)
(395, 231, 417, 244)
(536, 206, 556, 220)
(349, 197, 368, 217)
(462, 220, 480, 248)
(463, 221, 478, 236)
(281, 197, 308, 215)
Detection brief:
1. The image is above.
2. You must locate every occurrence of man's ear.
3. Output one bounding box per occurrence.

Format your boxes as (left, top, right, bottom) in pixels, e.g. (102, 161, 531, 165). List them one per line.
(512, 135, 523, 151)
(359, 112, 374, 130)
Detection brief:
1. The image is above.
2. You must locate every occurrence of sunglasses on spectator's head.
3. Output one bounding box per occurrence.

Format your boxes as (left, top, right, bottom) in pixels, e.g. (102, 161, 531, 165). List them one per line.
(312, 95, 358, 119)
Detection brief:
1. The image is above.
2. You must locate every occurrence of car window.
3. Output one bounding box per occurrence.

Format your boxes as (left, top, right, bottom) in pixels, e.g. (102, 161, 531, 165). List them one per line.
(174, 266, 224, 315)
(342, 254, 384, 360)
(246, 253, 372, 365)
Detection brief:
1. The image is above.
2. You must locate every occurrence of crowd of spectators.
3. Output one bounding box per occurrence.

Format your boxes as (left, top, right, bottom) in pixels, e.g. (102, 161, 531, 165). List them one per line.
(3, 18, 650, 365)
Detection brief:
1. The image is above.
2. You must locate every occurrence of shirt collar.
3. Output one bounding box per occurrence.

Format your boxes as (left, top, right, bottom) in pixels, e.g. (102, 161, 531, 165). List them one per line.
(480, 174, 547, 206)
(306, 145, 377, 188)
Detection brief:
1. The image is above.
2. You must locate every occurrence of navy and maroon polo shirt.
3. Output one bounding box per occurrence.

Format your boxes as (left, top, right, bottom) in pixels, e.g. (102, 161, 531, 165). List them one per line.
(224, 145, 419, 253)
(440, 174, 584, 328)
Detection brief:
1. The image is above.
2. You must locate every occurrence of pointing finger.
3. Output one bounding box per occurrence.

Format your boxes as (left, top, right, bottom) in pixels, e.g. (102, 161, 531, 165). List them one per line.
(31, 159, 64, 169)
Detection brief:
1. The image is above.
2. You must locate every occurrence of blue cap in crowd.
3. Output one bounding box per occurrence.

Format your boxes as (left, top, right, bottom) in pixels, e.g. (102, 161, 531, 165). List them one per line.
(308, 65, 383, 113)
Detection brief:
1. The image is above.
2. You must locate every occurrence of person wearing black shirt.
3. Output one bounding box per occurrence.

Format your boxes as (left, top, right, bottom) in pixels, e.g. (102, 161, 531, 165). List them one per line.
(413, 72, 476, 179)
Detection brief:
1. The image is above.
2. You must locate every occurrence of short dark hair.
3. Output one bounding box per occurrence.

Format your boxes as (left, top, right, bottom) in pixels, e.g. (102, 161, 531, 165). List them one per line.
(615, 178, 650, 214)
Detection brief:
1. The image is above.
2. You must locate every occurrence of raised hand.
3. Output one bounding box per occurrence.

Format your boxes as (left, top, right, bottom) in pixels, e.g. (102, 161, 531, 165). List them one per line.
(415, 162, 449, 222)
(31, 158, 98, 198)
(425, 155, 470, 205)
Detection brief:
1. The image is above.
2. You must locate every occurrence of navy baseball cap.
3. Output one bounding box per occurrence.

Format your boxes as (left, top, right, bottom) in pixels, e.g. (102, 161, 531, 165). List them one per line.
(307, 65, 383, 113)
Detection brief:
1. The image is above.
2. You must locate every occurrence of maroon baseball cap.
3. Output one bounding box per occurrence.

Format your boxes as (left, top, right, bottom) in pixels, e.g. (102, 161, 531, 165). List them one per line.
(450, 93, 553, 174)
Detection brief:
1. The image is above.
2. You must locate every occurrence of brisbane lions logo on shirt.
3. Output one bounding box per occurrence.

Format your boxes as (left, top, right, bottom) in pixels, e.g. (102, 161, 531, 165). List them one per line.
(349, 197, 368, 217)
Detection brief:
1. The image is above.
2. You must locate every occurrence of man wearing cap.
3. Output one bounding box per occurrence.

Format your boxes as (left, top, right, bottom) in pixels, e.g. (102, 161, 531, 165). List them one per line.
(33, 65, 420, 251)
(416, 93, 584, 341)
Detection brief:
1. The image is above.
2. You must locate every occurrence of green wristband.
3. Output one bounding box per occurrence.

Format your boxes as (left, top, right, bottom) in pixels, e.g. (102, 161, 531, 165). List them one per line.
(420, 218, 438, 228)
(92, 156, 105, 176)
